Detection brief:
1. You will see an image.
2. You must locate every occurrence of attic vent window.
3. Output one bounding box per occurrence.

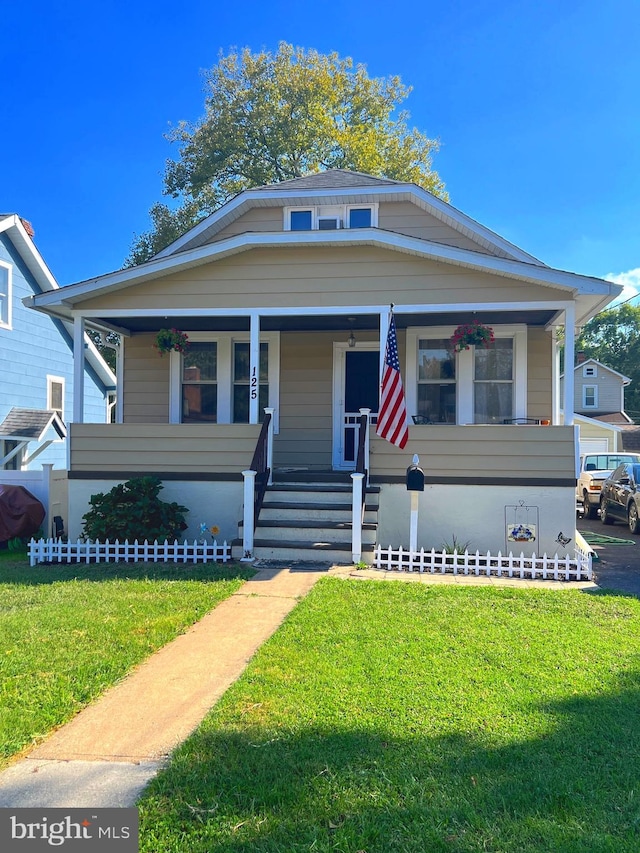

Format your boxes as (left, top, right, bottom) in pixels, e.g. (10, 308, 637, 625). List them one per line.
(583, 365, 597, 377)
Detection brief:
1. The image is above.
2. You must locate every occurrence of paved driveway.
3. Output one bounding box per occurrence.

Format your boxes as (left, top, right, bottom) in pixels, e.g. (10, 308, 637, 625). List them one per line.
(577, 511, 640, 596)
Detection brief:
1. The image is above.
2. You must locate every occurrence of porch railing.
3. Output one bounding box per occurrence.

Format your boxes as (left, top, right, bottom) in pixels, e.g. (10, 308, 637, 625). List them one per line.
(351, 408, 370, 563)
(241, 408, 274, 560)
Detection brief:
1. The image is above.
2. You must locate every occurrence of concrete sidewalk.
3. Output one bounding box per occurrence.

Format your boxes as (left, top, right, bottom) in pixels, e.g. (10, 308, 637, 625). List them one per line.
(0, 566, 328, 808)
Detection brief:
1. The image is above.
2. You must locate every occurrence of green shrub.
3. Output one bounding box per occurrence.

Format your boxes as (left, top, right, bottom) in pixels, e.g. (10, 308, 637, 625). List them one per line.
(82, 477, 188, 542)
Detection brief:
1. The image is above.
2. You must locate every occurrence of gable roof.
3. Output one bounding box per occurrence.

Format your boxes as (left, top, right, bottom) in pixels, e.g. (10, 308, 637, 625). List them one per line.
(0, 407, 67, 441)
(573, 358, 631, 385)
(153, 168, 545, 264)
(1, 214, 116, 389)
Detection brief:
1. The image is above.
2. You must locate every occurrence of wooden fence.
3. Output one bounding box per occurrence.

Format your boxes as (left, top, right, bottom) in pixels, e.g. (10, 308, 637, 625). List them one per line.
(29, 538, 231, 566)
(374, 545, 592, 582)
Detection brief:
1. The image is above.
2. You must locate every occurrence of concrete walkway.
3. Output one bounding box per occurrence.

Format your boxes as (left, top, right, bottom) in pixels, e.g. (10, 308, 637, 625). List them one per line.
(0, 566, 327, 808)
(0, 564, 598, 808)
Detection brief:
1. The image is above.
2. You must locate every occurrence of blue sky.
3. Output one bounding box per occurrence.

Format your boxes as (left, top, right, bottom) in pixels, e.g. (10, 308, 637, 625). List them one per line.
(3, 0, 639, 302)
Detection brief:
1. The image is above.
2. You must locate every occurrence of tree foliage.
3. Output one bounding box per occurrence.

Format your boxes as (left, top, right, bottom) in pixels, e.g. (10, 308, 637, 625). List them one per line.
(576, 303, 640, 421)
(127, 43, 447, 265)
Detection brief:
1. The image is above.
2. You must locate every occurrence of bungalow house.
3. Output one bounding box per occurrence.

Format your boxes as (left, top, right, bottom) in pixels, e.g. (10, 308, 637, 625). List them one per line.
(26, 171, 622, 561)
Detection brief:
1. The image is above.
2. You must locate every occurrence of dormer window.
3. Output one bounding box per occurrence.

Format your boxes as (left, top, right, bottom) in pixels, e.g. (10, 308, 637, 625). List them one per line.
(290, 210, 313, 231)
(348, 207, 372, 228)
(285, 204, 377, 232)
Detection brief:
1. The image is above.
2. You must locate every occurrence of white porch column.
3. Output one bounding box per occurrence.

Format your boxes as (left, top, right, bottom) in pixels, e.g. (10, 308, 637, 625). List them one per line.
(379, 310, 390, 384)
(359, 408, 371, 485)
(72, 316, 86, 423)
(241, 469, 256, 560)
(563, 304, 576, 426)
(249, 312, 260, 424)
(552, 331, 561, 426)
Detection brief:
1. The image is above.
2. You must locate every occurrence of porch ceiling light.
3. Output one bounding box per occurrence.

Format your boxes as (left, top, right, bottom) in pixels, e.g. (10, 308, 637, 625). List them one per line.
(348, 318, 356, 348)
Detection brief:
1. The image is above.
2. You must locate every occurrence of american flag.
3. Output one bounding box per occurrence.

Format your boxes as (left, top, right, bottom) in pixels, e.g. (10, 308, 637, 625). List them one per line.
(376, 313, 409, 449)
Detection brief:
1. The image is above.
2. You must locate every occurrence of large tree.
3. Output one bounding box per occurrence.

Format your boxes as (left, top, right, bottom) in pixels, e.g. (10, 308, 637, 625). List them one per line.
(576, 303, 640, 422)
(126, 43, 447, 265)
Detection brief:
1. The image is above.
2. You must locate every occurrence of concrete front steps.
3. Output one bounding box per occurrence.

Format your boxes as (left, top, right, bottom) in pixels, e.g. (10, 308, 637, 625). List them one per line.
(233, 480, 379, 564)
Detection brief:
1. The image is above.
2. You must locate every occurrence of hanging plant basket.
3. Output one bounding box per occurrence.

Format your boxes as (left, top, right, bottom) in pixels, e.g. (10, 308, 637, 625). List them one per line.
(154, 328, 190, 356)
(450, 321, 495, 353)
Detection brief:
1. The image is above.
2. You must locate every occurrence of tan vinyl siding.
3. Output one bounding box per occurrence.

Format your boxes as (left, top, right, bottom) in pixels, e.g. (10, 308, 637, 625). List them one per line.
(81, 246, 569, 313)
(69, 424, 260, 473)
(378, 202, 509, 256)
(371, 425, 576, 480)
(123, 334, 170, 423)
(204, 207, 284, 244)
(526, 327, 553, 419)
(276, 332, 333, 469)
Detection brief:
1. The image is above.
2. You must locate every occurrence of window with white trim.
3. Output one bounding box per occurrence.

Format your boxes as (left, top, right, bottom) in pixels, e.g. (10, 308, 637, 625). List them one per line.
(284, 204, 377, 231)
(474, 339, 514, 424)
(0, 261, 11, 328)
(170, 332, 280, 428)
(583, 385, 598, 408)
(406, 325, 527, 425)
(416, 338, 456, 423)
(47, 376, 65, 421)
(583, 365, 597, 377)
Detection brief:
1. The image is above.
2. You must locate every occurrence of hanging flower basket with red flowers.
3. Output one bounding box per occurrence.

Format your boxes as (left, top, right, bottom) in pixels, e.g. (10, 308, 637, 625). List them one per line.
(154, 328, 190, 356)
(450, 321, 495, 353)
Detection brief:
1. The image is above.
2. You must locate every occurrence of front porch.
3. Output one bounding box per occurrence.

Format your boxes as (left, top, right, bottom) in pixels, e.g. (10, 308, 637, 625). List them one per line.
(66, 421, 578, 561)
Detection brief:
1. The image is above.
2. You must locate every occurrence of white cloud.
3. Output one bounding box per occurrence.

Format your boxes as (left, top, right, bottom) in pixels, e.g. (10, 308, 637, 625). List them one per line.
(605, 268, 640, 305)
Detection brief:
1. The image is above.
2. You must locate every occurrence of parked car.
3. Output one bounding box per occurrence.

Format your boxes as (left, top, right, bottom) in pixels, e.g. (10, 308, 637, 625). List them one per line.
(599, 463, 640, 533)
(576, 453, 640, 518)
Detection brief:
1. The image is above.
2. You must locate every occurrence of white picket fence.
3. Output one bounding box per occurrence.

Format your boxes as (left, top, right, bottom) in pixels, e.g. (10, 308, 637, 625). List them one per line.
(374, 545, 592, 582)
(28, 538, 231, 567)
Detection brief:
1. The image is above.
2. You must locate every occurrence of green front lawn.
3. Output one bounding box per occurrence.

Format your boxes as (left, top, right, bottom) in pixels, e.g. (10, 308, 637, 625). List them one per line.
(138, 578, 640, 853)
(0, 551, 252, 766)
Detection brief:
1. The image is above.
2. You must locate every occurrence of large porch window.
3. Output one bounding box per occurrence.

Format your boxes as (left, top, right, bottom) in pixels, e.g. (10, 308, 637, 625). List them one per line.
(406, 325, 527, 424)
(417, 338, 456, 423)
(170, 332, 279, 427)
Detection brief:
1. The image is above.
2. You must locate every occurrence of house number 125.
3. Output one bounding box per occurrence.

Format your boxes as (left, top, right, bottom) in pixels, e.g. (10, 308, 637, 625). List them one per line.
(251, 367, 258, 399)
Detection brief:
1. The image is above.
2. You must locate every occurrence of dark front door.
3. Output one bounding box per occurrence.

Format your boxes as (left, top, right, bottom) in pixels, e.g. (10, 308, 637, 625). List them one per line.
(343, 350, 379, 465)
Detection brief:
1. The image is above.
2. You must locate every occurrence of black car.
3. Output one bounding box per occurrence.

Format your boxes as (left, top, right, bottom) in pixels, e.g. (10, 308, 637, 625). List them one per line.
(600, 463, 640, 533)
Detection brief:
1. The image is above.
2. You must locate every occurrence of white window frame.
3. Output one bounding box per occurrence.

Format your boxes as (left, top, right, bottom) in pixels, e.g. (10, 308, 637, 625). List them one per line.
(0, 260, 12, 329)
(405, 325, 527, 425)
(47, 375, 65, 419)
(169, 332, 280, 430)
(583, 384, 598, 408)
(284, 203, 378, 231)
(583, 364, 597, 378)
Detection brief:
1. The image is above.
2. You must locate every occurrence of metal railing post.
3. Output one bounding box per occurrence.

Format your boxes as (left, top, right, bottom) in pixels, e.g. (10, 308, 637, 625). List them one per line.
(241, 469, 256, 561)
(351, 472, 364, 563)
